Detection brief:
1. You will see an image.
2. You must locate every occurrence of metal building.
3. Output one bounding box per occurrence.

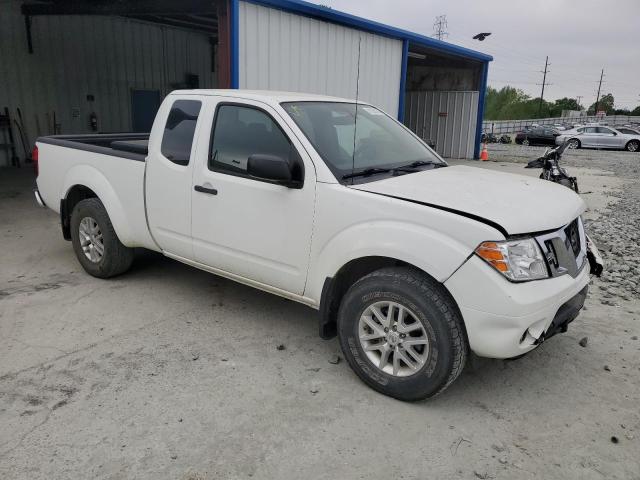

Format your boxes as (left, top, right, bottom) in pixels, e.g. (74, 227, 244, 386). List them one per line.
(1, 0, 491, 167)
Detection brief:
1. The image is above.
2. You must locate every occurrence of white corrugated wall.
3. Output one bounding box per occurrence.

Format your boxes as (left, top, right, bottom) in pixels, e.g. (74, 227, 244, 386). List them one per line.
(238, 1, 403, 116)
(405, 91, 479, 159)
(0, 0, 214, 166)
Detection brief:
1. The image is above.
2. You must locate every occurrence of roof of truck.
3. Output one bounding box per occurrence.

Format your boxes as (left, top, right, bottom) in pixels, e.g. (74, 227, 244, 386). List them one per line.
(171, 89, 363, 105)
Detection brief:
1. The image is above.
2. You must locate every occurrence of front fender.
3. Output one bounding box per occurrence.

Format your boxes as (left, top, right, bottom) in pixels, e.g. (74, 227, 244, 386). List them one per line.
(305, 220, 473, 302)
(61, 165, 133, 245)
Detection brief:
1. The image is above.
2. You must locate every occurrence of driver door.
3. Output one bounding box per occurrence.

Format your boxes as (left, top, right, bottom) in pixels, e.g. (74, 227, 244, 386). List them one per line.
(190, 98, 316, 295)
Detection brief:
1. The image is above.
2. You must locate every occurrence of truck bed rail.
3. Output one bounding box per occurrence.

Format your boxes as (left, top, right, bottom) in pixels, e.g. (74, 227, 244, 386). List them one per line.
(37, 133, 149, 161)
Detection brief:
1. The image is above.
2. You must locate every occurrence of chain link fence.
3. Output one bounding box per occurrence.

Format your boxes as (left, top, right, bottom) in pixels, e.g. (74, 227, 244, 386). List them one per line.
(482, 116, 640, 135)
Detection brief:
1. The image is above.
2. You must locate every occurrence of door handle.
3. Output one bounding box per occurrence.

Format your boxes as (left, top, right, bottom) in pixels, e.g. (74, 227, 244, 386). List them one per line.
(194, 185, 218, 195)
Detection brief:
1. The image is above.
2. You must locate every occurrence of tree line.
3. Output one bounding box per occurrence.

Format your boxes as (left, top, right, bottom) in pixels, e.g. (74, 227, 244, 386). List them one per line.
(484, 86, 640, 120)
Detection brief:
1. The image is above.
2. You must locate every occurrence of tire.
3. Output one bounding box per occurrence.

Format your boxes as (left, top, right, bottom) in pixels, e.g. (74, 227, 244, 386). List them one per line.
(567, 138, 580, 149)
(337, 267, 468, 401)
(70, 198, 134, 278)
(626, 140, 639, 152)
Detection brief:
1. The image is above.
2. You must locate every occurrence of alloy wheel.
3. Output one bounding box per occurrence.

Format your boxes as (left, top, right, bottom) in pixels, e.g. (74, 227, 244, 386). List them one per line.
(358, 301, 430, 377)
(79, 216, 104, 263)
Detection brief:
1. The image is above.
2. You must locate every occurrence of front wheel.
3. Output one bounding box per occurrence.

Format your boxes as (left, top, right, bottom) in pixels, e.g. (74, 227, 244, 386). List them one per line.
(70, 198, 134, 278)
(337, 268, 468, 401)
(626, 140, 639, 152)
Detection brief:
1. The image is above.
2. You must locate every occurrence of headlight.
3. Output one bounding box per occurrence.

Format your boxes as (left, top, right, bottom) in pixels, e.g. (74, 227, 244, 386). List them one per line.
(475, 238, 548, 281)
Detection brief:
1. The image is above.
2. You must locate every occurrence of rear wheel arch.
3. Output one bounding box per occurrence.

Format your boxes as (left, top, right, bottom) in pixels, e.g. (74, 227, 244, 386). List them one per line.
(60, 167, 133, 246)
(318, 256, 467, 343)
(61, 185, 98, 240)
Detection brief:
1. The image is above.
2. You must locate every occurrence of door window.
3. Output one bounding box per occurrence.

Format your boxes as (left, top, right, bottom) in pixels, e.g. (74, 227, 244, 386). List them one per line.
(209, 105, 293, 176)
(583, 127, 598, 134)
(161, 100, 202, 165)
(597, 127, 614, 134)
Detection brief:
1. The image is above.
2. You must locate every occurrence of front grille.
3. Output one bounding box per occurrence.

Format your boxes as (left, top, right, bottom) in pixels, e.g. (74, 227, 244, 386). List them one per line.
(564, 218, 581, 257)
(535, 217, 587, 278)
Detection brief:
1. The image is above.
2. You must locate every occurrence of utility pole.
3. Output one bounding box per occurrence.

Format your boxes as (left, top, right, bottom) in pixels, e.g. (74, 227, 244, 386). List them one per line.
(537, 56, 551, 116)
(594, 68, 605, 114)
(432, 15, 448, 41)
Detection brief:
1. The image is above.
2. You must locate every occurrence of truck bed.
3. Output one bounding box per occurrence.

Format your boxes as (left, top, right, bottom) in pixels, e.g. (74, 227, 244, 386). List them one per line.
(35, 133, 156, 251)
(37, 133, 149, 161)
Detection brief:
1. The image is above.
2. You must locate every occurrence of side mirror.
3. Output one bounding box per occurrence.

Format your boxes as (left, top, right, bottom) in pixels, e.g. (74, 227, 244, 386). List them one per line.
(247, 154, 300, 188)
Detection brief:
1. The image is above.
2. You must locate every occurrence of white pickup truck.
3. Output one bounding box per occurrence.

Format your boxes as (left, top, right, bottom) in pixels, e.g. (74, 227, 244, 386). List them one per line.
(34, 90, 602, 400)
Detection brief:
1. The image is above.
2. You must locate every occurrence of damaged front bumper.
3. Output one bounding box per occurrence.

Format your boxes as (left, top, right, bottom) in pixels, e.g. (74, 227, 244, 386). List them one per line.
(532, 285, 588, 344)
(445, 254, 592, 359)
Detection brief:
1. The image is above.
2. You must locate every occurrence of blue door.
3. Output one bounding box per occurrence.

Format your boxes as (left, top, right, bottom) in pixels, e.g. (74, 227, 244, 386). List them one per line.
(131, 89, 161, 132)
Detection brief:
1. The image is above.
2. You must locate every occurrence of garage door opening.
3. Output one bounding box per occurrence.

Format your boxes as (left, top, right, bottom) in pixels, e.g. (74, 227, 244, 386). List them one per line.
(1, 0, 231, 166)
(402, 45, 485, 159)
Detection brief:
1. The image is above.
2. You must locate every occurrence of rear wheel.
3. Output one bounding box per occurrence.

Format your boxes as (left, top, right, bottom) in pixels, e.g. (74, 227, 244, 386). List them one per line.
(337, 267, 468, 401)
(626, 140, 639, 152)
(567, 138, 580, 149)
(70, 198, 134, 278)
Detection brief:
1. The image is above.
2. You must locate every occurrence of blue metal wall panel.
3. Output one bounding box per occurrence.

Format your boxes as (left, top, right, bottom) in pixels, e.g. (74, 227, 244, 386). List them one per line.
(397, 39, 409, 121)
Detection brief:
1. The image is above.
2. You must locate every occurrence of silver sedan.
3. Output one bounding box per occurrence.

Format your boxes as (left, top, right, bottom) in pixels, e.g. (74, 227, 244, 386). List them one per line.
(556, 126, 640, 152)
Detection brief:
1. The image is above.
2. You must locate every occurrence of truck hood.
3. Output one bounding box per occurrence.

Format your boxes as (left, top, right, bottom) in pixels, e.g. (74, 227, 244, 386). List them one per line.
(351, 165, 586, 236)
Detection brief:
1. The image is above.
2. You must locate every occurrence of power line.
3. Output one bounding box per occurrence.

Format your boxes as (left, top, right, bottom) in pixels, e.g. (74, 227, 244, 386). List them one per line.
(432, 15, 448, 41)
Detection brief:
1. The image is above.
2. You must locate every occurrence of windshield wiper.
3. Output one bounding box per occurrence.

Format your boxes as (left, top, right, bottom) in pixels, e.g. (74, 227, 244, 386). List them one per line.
(392, 160, 444, 173)
(341, 167, 392, 180)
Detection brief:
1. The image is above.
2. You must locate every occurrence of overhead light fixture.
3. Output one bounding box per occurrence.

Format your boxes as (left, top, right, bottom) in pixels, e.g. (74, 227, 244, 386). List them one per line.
(407, 52, 426, 60)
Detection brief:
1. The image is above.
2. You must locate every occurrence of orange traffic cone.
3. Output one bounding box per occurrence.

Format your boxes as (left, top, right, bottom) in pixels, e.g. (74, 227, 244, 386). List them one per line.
(480, 142, 489, 161)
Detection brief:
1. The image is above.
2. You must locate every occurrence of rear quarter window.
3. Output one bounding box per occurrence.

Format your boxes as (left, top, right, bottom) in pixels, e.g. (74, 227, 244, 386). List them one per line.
(161, 99, 202, 166)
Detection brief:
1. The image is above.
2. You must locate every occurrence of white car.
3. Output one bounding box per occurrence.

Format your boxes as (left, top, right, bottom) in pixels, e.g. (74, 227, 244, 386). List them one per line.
(556, 125, 640, 152)
(34, 90, 602, 400)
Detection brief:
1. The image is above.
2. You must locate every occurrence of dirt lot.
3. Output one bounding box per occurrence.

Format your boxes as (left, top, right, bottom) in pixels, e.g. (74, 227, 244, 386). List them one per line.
(1, 145, 639, 479)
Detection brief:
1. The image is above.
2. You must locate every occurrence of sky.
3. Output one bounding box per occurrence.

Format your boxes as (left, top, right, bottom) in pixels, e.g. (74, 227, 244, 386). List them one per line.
(310, 0, 640, 110)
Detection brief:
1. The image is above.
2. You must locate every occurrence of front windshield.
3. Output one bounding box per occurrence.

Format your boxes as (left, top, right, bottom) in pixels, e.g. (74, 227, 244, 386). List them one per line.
(281, 101, 444, 180)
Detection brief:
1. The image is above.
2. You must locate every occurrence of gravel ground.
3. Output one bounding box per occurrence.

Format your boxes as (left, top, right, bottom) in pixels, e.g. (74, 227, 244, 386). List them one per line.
(1, 151, 639, 480)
